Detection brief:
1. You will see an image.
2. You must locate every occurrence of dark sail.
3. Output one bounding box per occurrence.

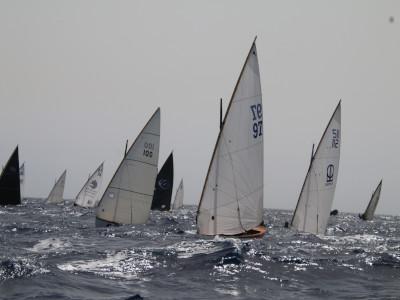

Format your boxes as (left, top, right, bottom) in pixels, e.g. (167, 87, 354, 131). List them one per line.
(151, 152, 174, 211)
(0, 146, 21, 205)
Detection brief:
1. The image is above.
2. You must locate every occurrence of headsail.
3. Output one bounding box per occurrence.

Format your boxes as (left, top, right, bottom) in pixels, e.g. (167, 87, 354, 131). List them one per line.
(46, 170, 67, 204)
(360, 180, 382, 221)
(291, 101, 341, 235)
(151, 152, 174, 211)
(197, 40, 264, 236)
(0, 146, 21, 205)
(19, 162, 25, 199)
(96, 108, 160, 226)
(74, 162, 104, 208)
(172, 179, 184, 210)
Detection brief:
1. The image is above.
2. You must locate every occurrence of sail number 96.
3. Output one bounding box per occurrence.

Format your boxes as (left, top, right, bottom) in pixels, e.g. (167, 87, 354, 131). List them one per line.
(143, 142, 154, 158)
(250, 104, 263, 138)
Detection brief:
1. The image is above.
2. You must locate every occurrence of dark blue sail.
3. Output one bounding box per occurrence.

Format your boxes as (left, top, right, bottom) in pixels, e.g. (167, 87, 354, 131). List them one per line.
(0, 146, 21, 205)
(151, 152, 173, 211)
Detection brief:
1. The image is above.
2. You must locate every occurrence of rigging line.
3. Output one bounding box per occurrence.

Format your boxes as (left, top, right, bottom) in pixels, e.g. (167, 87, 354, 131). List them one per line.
(222, 134, 246, 232)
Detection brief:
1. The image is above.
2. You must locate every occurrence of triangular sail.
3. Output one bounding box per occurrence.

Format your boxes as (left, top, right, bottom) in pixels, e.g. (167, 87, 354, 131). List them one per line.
(361, 180, 382, 220)
(151, 152, 174, 211)
(46, 170, 67, 204)
(19, 162, 25, 199)
(74, 162, 104, 208)
(197, 40, 264, 235)
(0, 146, 21, 205)
(172, 179, 184, 210)
(96, 108, 160, 226)
(291, 102, 341, 235)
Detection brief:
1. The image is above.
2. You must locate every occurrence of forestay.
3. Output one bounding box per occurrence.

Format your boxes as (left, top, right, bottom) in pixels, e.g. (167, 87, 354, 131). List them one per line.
(197, 41, 264, 235)
(96, 108, 160, 225)
(172, 179, 184, 210)
(291, 102, 341, 235)
(74, 162, 104, 208)
(46, 170, 67, 204)
(361, 180, 382, 221)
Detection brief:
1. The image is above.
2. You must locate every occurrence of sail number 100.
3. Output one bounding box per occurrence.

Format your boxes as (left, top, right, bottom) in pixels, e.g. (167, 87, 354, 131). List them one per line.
(143, 142, 154, 158)
(250, 103, 263, 138)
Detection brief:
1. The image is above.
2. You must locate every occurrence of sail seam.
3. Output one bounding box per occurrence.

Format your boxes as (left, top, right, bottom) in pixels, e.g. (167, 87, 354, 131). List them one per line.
(125, 158, 157, 167)
(108, 186, 153, 197)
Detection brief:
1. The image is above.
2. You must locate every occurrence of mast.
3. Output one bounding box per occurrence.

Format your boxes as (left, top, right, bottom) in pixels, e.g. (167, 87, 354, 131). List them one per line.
(219, 98, 223, 130)
(124, 139, 128, 157)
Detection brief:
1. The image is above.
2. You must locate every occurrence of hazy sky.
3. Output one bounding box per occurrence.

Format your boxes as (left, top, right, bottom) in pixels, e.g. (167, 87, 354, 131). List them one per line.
(0, 1, 399, 215)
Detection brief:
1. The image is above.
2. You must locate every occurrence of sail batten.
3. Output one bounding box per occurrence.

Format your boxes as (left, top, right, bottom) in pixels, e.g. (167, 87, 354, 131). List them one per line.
(96, 108, 160, 226)
(197, 40, 264, 236)
(0, 146, 21, 205)
(74, 162, 104, 208)
(46, 170, 67, 204)
(291, 101, 341, 235)
(360, 180, 382, 220)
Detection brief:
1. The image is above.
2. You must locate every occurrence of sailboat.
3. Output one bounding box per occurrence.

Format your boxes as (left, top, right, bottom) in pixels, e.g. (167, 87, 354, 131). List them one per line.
(196, 39, 266, 238)
(96, 108, 160, 227)
(359, 180, 382, 221)
(151, 152, 173, 211)
(291, 101, 341, 235)
(74, 162, 104, 208)
(0, 146, 21, 205)
(172, 179, 184, 210)
(46, 170, 67, 204)
(19, 162, 25, 199)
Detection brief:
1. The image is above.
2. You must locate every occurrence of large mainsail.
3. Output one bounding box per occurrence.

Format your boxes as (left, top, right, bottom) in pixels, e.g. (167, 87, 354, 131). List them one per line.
(96, 108, 160, 226)
(0, 146, 21, 205)
(151, 152, 174, 211)
(19, 162, 25, 199)
(46, 170, 67, 204)
(197, 40, 264, 236)
(172, 179, 184, 210)
(360, 180, 382, 221)
(291, 101, 341, 235)
(74, 162, 104, 208)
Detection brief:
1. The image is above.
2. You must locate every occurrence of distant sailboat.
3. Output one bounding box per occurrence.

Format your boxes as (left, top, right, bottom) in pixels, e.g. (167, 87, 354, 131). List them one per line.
(172, 179, 184, 210)
(74, 162, 104, 208)
(291, 101, 341, 235)
(151, 152, 173, 211)
(0, 146, 21, 205)
(197, 39, 266, 238)
(46, 170, 67, 204)
(19, 162, 25, 199)
(96, 108, 160, 227)
(359, 180, 382, 221)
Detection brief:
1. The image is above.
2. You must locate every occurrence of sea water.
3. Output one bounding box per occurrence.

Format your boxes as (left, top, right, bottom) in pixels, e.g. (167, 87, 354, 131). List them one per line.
(0, 198, 399, 299)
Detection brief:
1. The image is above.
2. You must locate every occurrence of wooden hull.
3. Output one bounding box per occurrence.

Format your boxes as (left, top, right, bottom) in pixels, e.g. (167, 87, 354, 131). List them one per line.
(229, 225, 267, 239)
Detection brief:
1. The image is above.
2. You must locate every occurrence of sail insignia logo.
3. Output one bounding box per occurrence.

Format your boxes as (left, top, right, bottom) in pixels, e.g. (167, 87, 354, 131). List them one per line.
(326, 164, 334, 185)
(90, 180, 98, 189)
(158, 179, 170, 190)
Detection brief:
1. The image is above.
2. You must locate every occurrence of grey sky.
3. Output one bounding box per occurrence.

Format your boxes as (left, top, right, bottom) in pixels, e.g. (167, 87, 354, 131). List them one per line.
(0, 1, 399, 215)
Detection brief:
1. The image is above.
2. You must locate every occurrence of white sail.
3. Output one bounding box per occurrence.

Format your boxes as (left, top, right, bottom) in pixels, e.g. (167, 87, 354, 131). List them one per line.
(172, 179, 184, 210)
(291, 102, 341, 235)
(197, 41, 263, 236)
(46, 170, 67, 204)
(361, 180, 382, 220)
(19, 163, 25, 199)
(74, 162, 104, 208)
(96, 108, 160, 225)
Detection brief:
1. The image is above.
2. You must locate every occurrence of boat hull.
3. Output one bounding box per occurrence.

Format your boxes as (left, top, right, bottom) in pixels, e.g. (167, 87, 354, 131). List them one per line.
(229, 225, 267, 239)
